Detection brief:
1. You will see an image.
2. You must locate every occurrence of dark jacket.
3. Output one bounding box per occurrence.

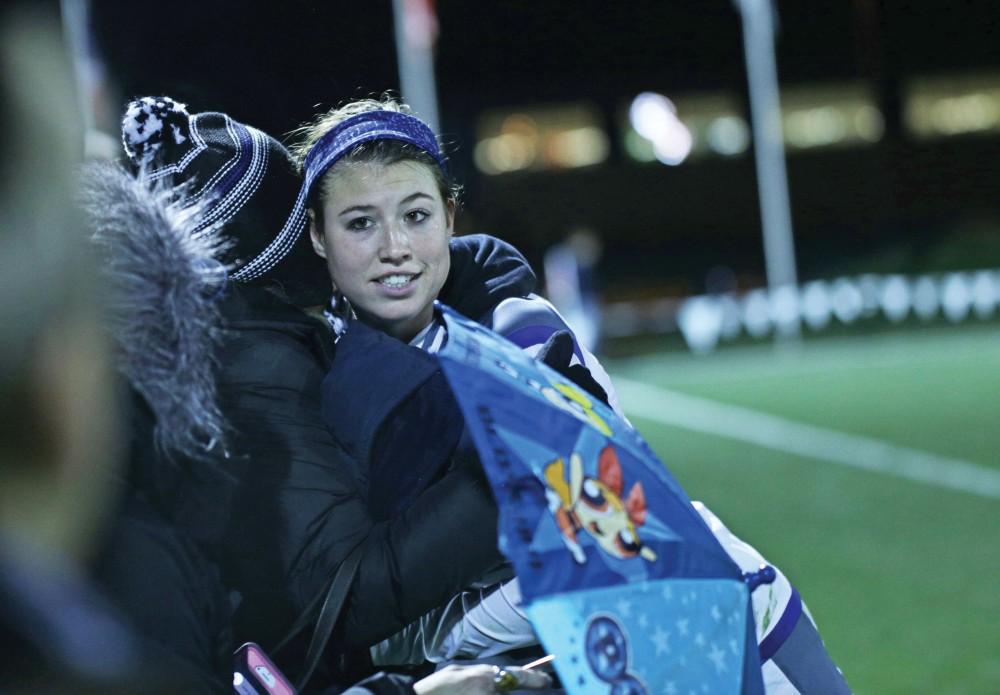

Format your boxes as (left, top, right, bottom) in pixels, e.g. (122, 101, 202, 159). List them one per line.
(117, 234, 535, 688)
(323, 234, 538, 523)
(205, 286, 506, 651)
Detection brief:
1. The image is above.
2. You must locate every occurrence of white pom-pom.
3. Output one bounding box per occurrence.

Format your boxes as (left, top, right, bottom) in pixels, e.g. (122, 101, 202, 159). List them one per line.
(121, 96, 190, 166)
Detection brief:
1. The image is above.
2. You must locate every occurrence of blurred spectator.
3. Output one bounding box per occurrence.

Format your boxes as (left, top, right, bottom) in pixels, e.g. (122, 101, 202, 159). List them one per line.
(543, 228, 603, 353)
(0, 4, 145, 692)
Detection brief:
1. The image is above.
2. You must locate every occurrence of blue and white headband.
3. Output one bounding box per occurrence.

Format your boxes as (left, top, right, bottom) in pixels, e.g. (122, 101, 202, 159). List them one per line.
(301, 110, 445, 203)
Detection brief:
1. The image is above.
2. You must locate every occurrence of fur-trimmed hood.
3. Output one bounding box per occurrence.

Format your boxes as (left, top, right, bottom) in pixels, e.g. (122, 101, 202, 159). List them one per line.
(82, 162, 230, 461)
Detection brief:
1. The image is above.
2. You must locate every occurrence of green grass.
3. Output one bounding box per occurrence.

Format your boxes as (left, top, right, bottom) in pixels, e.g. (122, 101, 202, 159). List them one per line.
(605, 323, 1000, 694)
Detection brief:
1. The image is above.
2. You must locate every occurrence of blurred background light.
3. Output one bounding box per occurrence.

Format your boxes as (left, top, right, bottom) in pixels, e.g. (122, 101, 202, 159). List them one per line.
(474, 103, 607, 174)
(779, 82, 884, 150)
(880, 275, 911, 323)
(905, 73, 1000, 139)
(801, 280, 833, 330)
(769, 284, 801, 332)
(628, 91, 693, 166)
(677, 296, 723, 354)
(706, 115, 751, 155)
(971, 271, 998, 319)
(622, 92, 746, 163)
(741, 288, 772, 337)
(940, 273, 972, 322)
(831, 277, 864, 323)
(912, 275, 940, 320)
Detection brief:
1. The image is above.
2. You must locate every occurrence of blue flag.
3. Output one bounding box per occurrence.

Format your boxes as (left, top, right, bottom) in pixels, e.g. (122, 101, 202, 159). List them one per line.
(436, 305, 764, 694)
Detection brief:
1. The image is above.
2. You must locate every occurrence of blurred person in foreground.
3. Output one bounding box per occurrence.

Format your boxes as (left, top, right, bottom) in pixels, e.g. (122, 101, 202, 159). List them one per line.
(0, 4, 166, 692)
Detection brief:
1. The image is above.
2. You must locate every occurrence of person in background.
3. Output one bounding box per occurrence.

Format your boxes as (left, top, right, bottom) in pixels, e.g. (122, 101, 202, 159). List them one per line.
(295, 96, 851, 693)
(543, 228, 604, 354)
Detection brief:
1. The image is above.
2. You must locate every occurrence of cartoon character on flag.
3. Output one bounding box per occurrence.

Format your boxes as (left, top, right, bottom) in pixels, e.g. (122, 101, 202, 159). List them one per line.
(436, 305, 766, 694)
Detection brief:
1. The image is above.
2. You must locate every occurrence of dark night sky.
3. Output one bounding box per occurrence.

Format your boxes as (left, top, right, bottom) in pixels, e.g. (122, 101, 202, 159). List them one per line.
(92, 1, 1000, 293)
(93, 2, 1000, 139)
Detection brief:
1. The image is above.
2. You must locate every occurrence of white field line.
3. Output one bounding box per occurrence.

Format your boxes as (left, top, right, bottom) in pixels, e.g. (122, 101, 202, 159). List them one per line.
(614, 377, 1000, 501)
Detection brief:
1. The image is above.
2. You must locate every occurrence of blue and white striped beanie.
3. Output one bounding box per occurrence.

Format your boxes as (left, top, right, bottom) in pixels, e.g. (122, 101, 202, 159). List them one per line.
(121, 96, 330, 306)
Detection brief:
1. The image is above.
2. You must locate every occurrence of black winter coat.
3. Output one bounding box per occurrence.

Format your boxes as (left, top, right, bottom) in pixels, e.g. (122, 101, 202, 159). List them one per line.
(174, 235, 529, 639)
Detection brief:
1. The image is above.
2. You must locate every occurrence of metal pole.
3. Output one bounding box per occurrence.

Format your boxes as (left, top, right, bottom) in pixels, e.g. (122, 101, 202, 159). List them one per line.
(392, 0, 441, 132)
(735, 0, 800, 337)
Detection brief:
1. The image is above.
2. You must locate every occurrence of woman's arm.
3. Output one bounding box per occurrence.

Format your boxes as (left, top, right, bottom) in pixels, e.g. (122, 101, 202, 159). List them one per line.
(487, 294, 625, 418)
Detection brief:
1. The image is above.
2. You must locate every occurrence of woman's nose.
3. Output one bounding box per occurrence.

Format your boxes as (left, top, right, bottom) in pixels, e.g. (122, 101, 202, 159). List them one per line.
(379, 223, 412, 263)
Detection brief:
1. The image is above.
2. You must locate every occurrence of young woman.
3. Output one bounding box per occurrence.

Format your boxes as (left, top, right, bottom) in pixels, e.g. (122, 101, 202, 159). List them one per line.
(294, 97, 851, 693)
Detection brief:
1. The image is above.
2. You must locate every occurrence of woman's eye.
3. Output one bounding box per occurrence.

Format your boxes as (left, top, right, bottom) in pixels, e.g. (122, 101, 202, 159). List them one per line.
(347, 217, 374, 231)
(406, 209, 430, 224)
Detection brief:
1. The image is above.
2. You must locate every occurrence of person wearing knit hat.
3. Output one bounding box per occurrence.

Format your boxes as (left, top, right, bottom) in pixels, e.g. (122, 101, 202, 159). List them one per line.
(85, 97, 556, 692)
(119, 95, 331, 308)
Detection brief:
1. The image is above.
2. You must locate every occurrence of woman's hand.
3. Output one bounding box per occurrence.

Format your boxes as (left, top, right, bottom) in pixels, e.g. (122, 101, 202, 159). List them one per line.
(413, 664, 552, 694)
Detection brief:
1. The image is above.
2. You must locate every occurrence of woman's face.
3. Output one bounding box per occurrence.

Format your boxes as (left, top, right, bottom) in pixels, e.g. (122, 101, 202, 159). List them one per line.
(310, 160, 453, 342)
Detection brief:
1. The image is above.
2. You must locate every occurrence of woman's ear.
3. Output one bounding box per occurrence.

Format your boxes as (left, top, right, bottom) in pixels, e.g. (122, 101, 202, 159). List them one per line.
(309, 212, 327, 259)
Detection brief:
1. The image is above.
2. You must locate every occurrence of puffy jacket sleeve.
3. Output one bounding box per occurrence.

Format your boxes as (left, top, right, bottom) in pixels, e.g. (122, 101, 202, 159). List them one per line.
(216, 321, 502, 651)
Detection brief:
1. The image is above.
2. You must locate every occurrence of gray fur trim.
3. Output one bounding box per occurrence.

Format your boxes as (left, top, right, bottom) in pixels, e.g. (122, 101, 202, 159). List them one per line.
(82, 162, 231, 460)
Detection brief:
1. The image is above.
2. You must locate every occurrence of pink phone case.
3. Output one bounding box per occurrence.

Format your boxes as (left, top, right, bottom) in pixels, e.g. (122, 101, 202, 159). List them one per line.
(233, 642, 296, 695)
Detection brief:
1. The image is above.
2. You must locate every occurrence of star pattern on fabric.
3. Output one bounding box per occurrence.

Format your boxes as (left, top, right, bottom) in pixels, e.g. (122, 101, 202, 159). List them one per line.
(707, 643, 728, 674)
(650, 625, 671, 655)
(711, 604, 722, 622)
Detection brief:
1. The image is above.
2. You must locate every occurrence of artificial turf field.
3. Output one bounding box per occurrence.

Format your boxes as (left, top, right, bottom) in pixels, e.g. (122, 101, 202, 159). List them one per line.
(604, 322, 1000, 694)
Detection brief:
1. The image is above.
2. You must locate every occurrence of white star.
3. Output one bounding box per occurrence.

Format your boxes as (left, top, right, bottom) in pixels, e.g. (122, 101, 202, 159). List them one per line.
(729, 638, 739, 655)
(638, 613, 649, 629)
(701, 684, 710, 693)
(616, 598, 633, 618)
(650, 625, 671, 655)
(663, 682, 678, 695)
(675, 618, 689, 636)
(662, 585, 673, 601)
(708, 643, 728, 674)
(711, 604, 722, 622)
(680, 593, 689, 606)
(694, 632, 705, 647)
